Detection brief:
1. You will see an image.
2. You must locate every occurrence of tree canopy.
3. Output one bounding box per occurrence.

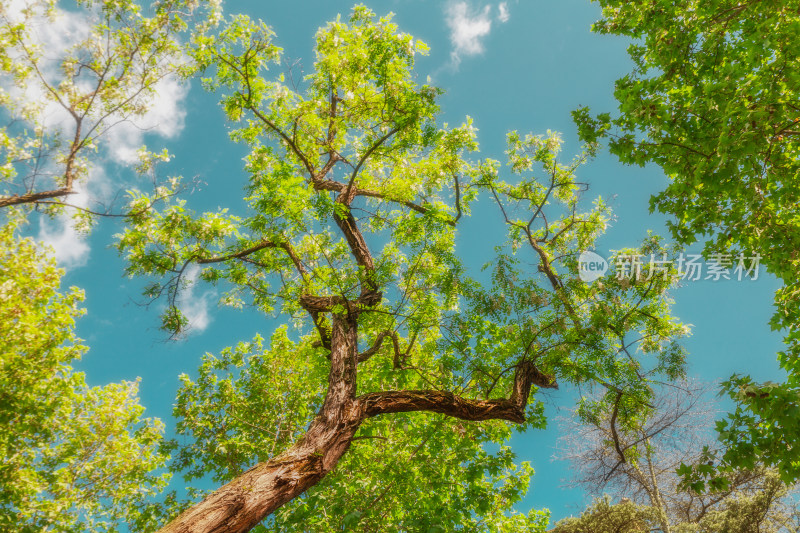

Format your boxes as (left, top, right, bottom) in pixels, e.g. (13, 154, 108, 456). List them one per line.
(1, 0, 797, 531)
(0, 213, 168, 531)
(555, 382, 800, 533)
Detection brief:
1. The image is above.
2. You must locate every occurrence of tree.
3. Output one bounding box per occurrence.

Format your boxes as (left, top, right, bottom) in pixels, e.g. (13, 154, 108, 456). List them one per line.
(0, 1, 588, 531)
(0, 213, 168, 531)
(572, 0, 800, 488)
(550, 497, 658, 533)
(165, 331, 550, 532)
(553, 382, 800, 533)
(550, 486, 799, 533)
(116, 7, 692, 531)
(0, 0, 218, 217)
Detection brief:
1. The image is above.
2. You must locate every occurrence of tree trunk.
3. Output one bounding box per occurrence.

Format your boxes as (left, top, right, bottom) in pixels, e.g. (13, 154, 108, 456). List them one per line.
(157, 311, 363, 533)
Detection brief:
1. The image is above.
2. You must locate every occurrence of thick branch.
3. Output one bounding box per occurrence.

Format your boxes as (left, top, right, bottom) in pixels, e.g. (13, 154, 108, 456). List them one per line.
(360, 390, 530, 424)
(610, 391, 627, 464)
(195, 240, 284, 264)
(157, 311, 363, 533)
(310, 311, 332, 351)
(333, 199, 377, 293)
(157, 401, 364, 533)
(158, 347, 555, 532)
(529, 236, 563, 290)
(0, 188, 75, 208)
(453, 172, 463, 223)
(359, 360, 557, 425)
(299, 290, 382, 314)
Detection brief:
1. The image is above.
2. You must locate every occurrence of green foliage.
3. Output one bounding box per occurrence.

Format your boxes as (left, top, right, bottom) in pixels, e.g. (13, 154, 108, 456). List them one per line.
(0, 214, 168, 531)
(692, 471, 797, 533)
(168, 329, 328, 484)
(553, 474, 797, 533)
(471, 131, 688, 415)
(117, 6, 479, 338)
(576, 0, 800, 487)
(169, 329, 549, 532)
(551, 497, 658, 533)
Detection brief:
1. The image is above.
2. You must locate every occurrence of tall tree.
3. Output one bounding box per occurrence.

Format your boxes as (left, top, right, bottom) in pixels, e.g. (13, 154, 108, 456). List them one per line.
(164, 331, 550, 532)
(118, 8, 691, 531)
(572, 0, 800, 488)
(0, 0, 217, 529)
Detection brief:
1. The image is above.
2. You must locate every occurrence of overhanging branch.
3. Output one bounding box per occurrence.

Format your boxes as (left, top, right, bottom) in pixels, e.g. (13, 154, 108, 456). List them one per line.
(196, 239, 308, 281)
(358, 360, 557, 425)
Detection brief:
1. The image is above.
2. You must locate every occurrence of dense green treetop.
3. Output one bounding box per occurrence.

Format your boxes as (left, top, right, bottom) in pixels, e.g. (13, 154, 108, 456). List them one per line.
(9, 0, 791, 529)
(574, 0, 800, 489)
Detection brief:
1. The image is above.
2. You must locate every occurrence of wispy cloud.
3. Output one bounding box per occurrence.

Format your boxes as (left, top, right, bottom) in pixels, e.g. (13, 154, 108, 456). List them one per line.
(105, 76, 188, 165)
(445, 1, 493, 69)
(37, 212, 91, 270)
(498, 2, 510, 23)
(36, 165, 114, 269)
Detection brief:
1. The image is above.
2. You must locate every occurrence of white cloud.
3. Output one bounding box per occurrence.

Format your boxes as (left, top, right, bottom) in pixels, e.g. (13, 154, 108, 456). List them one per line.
(445, 2, 493, 69)
(4, 2, 90, 132)
(176, 266, 215, 335)
(36, 164, 119, 269)
(37, 178, 93, 269)
(37, 220, 91, 269)
(105, 76, 189, 165)
(498, 2, 510, 23)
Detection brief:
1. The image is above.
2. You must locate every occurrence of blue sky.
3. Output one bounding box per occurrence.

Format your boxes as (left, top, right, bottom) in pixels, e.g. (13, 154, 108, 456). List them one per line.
(39, 0, 787, 524)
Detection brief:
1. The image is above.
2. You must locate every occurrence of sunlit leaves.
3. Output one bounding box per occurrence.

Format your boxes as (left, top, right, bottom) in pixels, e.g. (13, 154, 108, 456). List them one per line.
(114, 6, 694, 530)
(169, 331, 549, 532)
(120, 7, 479, 342)
(551, 497, 660, 533)
(0, 215, 168, 531)
(168, 329, 327, 484)
(458, 133, 688, 423)
(0, 0, 220, 216)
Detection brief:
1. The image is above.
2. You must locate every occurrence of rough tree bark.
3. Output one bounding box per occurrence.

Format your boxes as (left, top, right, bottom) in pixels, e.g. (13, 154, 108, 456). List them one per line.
(157, 235, 556, 532)
(157, 309, 366, 533)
